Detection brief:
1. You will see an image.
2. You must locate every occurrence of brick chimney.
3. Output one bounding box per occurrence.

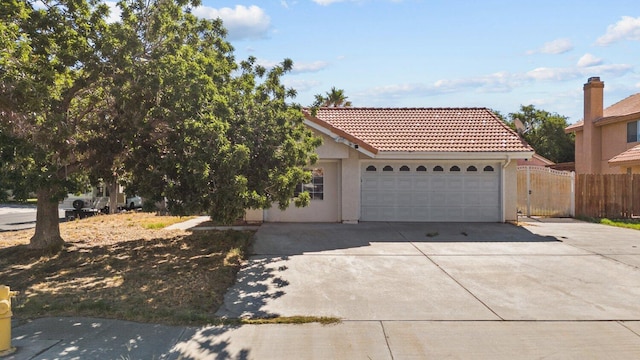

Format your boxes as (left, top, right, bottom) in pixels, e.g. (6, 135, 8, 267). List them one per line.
(582, 77, 604, 173)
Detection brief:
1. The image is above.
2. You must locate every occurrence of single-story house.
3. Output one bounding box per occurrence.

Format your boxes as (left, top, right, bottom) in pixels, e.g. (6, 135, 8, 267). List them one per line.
(565, 77, 640, 174)
(247, 107, 533, 223)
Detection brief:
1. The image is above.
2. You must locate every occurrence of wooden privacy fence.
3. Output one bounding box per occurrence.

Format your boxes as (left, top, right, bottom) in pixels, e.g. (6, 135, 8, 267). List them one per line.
(575, 174, 640, 218)
(517, 166, 575, 217)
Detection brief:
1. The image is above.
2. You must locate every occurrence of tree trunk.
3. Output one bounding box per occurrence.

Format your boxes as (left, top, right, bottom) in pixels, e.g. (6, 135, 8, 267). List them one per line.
(109, 181, 118, 214)
(29, 187, 64, 250)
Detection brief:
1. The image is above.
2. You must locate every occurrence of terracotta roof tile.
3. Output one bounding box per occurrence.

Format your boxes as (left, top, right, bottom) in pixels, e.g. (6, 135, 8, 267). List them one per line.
(608, 144, 640, 165)
(305, 107, 533, 153)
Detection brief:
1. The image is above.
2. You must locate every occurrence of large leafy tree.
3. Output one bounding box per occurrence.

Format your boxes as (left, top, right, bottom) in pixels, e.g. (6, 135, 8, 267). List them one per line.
(0, 0, 319, 250)
(507, 105, 575, 164)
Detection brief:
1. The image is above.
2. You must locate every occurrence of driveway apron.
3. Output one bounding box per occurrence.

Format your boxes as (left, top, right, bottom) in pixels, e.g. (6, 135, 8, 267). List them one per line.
(216, 220, 640, 322)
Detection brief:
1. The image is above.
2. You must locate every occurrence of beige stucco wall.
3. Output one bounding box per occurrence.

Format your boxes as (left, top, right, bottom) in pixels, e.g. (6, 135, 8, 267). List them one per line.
(575, 121, 640, 174)
(503, 161, 518, 222)
(263, 160, 341, 222)
(340, 148, 362, 223)
(314, 131, 350, 159)
(574, 131, 585, 174)
(600, 122, 640, 173)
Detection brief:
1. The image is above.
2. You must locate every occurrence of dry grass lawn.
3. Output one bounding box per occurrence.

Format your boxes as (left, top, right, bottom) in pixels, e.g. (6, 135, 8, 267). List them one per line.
(0, 212, 254, 326)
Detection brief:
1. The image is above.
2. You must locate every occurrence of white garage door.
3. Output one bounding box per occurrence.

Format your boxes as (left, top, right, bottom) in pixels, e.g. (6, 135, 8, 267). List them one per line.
(361, 163, 501, 222)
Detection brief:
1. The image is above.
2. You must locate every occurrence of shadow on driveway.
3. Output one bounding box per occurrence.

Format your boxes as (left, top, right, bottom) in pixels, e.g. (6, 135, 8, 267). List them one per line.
(251, 222, 560, 256)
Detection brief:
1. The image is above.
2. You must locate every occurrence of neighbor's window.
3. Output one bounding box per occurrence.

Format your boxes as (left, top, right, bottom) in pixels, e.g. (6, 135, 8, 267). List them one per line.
(295, 168, 324, 200)
(628, 120, 640, 143)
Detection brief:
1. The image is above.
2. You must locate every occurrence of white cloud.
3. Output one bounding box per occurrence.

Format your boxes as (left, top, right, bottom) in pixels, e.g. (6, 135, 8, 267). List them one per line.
(527, 38, 573, 55)
(313, 0, 402, 4)
(366, 72, 520, 99)
(313, 0, 346, 5)
(283, 79, 321, 92)
(596, 16, 640, 45)
(526, 63, 632, 81)
(193, 5, 270, 41)
(292, 61, 329, 73)
(525, 67, 577, 81)
(577, 53, 603, 67)
(253, 59, 329, 73)
(364, 61, 633, 101)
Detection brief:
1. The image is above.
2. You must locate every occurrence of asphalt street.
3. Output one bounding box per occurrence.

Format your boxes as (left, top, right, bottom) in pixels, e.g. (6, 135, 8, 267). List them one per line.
(0, 205, 66, 232)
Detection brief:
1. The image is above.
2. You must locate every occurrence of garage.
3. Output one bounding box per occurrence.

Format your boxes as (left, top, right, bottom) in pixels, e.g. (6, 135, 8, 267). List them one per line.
(361, 162, 501, 222)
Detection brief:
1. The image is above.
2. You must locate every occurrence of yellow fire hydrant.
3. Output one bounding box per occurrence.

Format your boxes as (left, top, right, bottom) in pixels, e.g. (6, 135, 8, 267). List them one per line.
(0, 285, 16, 356)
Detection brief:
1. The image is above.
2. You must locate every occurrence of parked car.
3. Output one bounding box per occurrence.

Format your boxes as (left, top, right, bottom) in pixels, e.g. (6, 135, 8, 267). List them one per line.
(126, 196, 143, 210)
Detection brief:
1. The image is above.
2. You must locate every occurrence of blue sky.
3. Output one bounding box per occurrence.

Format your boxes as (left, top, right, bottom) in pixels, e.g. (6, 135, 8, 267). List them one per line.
(175, 1, 639, 123)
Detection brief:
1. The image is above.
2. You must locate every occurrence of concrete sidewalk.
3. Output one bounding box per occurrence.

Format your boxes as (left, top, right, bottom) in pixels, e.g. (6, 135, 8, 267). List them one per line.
(9, 317, 640, 359)
(9, 219, 640, 359)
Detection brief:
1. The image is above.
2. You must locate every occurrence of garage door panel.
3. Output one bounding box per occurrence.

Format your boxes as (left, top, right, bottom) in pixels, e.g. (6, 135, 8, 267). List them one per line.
(447, 192, 464, 204)
(361, 163, 501, 222)
(447, 177, 464, 190)
(361, 177, 379, 191)
(397, 178, 412, 190)
(430, 192, 448, 206)
(431, 177, 447, 189)
(415, 178, 430, 189)
(414, 192, 430, 203)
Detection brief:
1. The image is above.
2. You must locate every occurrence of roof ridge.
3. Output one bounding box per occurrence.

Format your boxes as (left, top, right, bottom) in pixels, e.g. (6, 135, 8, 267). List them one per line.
(308, 106, 492, 110)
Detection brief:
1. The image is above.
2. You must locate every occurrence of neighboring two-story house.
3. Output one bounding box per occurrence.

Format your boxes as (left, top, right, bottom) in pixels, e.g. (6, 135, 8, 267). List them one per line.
(565, 77, 640, 174)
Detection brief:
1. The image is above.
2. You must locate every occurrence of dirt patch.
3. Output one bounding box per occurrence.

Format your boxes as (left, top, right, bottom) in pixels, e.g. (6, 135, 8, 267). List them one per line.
(0, 213, 254, 325)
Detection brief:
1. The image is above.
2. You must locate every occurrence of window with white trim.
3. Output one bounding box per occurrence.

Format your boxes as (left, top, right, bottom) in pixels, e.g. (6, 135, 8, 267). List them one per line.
(295, 168, 324, 200)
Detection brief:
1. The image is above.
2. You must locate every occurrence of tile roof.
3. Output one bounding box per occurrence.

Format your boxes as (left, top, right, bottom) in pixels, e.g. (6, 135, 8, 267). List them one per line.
(565, 93, 640, 132)
(304, 107, 533, 153)
(602, 93, 640, 118)
(608, 144, 640, 166)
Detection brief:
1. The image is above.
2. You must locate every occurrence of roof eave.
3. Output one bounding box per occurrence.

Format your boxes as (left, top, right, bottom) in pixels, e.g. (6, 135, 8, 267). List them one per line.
(608, 158, 640, 167)
(372, 151, 534, 160)
(302, 115, 379, 156)
(595, 112, 640, 127)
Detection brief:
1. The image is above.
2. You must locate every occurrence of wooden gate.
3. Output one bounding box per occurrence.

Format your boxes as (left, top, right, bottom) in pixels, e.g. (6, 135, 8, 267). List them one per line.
(517, 166, 575, 217)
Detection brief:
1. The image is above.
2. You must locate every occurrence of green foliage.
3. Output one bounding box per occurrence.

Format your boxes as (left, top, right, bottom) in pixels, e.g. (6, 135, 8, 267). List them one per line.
(1, 0, 321, 247)
(577, 217, 640, 231)
(507, 105, 575, 163)
(313, 87, 352, 108)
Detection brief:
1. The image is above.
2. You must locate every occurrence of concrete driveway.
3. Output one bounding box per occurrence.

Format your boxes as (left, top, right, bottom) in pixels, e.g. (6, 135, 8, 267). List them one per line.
(210, 219, 640, 358)
(12, 219, 640, 359)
